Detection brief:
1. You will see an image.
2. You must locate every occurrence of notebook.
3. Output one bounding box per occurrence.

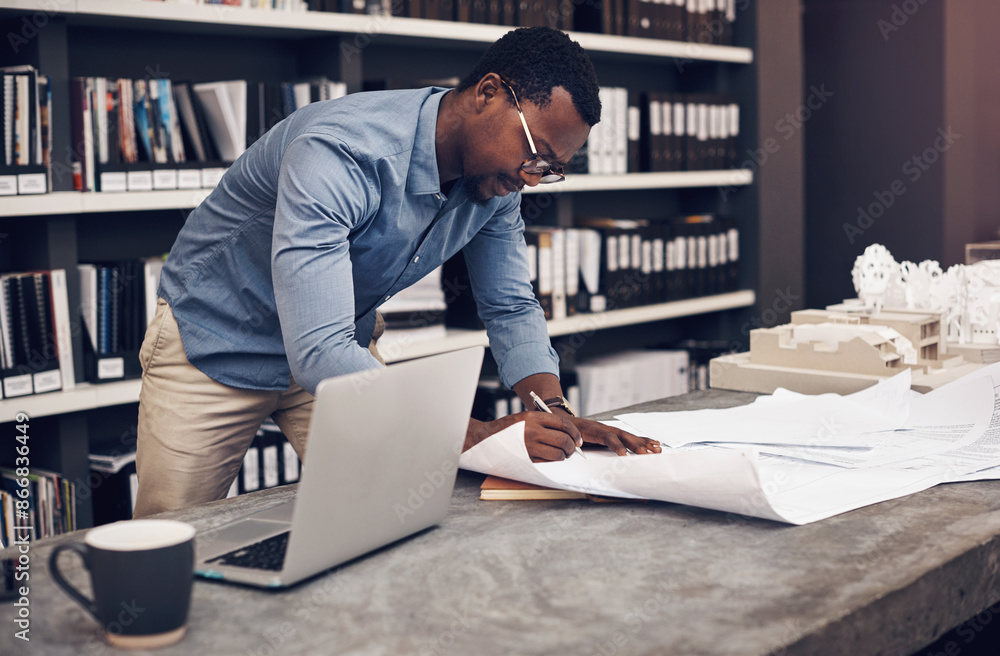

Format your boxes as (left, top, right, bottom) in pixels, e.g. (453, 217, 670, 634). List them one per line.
(194, 346, 484, 588)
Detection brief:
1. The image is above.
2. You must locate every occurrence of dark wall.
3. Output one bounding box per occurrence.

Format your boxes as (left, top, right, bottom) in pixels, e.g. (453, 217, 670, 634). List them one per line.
(803, 0, 946, 307)
(803, 0, 1000, 309)
(754, 0, 805, 326)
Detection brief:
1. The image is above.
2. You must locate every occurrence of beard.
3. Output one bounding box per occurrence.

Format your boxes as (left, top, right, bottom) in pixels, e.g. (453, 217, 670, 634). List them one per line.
(462, 174, 494, 207)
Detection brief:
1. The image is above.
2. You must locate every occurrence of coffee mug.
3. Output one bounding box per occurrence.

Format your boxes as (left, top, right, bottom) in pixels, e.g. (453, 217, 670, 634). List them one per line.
(48, 519, 197, 650)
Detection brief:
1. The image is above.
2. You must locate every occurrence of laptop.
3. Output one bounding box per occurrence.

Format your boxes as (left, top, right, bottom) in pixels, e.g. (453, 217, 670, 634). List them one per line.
(194, 346, 484, 588)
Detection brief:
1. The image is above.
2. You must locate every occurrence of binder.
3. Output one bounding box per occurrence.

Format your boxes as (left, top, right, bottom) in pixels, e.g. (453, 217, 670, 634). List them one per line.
(501, 0, 517, 24)
(473, 378, 513, 422)
(696, 99, 710, 170)
(684, 95, 698, 170)
(646, 92, 663, 172)
(28, 273, 62, 393)
(720, 0, 736, 46)
(551, 228, 567, 320)
(727, 100, 740, 168)
(661, 93, 676, 171)
(576, 228, 605, 313)
(665, 0, 685, 41)
(724, 217, 740, 291)
(241, 442, 261, 493)
(524, 228, 554, 319)
(627, 90, 642, 173)
(651, 222, 667, 304)
(262, 434, 280, 490)
(68, 78, 90, 191)
(666, 96, 681, 171)
(47, 269, 76, 391)
(79, 259, 148, 383)
(0, 67, 49, 195)
(282, 441, 301, 484)
(627, 228, 642, 307)
(564, 228, 580, 316)
(192, 80, 247, 162)
(472, 0, 489, 21)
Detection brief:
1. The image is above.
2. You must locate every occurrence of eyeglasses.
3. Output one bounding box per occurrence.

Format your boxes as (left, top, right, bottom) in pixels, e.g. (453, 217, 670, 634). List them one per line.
(499, 78, 565, 184)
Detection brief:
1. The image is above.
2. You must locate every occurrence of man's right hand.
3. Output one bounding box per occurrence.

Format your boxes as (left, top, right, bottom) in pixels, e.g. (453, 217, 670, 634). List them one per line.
(465, 412, 583, 462)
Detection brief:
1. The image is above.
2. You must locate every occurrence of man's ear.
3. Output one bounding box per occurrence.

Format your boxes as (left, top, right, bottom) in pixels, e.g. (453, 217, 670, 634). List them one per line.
(474, 73, 504, 113)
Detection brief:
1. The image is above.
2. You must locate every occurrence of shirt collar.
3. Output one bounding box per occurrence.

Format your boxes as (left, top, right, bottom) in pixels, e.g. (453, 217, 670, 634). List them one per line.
(406, 87, 450, 196)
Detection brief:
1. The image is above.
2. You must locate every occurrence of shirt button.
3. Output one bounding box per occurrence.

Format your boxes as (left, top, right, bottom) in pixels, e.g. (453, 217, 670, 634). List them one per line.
(413, 256, 420, 263)
(385, 295, 391, 301)
(435, 194, 441, 200)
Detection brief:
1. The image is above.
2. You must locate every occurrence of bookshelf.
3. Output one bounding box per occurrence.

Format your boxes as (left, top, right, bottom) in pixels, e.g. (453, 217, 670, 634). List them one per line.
(8, 0, 753, 63)
(0, 171, 752, 218)
(0, 378, 142, 423)
(381, 290, 756, 362)
(0, 290, 755, 422)
(0, 0, 801, 531)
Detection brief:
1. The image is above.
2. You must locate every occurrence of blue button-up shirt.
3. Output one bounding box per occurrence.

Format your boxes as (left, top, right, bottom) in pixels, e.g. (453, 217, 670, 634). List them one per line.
(159, 86, 558, 394)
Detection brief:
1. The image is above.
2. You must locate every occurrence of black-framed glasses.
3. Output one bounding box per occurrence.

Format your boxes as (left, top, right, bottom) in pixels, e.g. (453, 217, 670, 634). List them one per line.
(499, 79, 565, 184)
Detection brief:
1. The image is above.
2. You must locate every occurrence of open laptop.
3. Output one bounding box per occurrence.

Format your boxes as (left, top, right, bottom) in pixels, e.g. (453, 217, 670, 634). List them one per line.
(194, 346, 484, 588)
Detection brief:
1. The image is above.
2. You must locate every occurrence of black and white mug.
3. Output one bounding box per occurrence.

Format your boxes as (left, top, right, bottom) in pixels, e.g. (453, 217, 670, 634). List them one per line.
(48, 519, 196, 650)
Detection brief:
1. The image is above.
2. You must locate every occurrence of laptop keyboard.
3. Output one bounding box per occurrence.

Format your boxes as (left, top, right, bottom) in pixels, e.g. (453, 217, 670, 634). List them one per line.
(207, 531, 290, 571)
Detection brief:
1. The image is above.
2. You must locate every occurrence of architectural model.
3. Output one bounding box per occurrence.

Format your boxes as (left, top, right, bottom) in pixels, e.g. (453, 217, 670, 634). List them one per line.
(710, 244, 991, 395)
(851, 243, 1000, 353)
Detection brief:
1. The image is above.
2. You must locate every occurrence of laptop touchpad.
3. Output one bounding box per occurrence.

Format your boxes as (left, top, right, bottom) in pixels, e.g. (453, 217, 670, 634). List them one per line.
(252, 502, 295, 523)
(201, 519, 287, 551)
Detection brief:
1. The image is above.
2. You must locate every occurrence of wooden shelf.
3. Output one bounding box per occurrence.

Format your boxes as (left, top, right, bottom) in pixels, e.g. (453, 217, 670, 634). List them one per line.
(0, 291, 754, 419)
(0, 171, 751, 217)
(0, 1, 752, 63)
(0, 190, 214, 217)
(380, 290, 756, 363)
(0, 379, 142, 423)
(523, 169, 753, 194)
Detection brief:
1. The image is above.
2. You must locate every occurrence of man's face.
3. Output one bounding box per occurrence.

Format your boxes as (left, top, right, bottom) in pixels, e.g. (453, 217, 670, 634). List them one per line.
(462, 82, 591, 206)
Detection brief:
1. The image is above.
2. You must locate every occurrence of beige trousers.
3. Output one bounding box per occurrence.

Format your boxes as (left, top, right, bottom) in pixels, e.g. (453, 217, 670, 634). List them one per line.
(133, 298, 384, 518)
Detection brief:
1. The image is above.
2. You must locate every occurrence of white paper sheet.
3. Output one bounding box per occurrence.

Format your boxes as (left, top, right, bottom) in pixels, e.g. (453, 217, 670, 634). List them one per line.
(729, 373, 995, 468)
(458, 368, 1000, 525)
(615, 369, 912, 449)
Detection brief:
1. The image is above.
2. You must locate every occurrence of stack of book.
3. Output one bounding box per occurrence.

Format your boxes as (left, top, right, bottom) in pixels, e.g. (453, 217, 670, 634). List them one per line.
(643, 93, 740, 172)
(143, 0, 312, 12)
(471, 348, 689, 423)
(446, 216, 739, 328)
(0, 270, 74, 399)
(0, 467, 76, 546)
(576, 89, 740, 175)
(68, 76, 346, 192)
(225, 419, 302, 497)
(77, 256, 164, 383)
(574, 348, 689, 416)
(378, 266, 449, 345)
(0, 65, 50, 196)
(89, 445, 138, 526)
(317, 0, 739, 42)
(472, 376, 582, 423)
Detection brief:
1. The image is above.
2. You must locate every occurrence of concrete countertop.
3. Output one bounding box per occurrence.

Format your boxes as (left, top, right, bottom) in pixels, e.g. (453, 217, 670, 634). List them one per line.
(5, 390, 1000, 656)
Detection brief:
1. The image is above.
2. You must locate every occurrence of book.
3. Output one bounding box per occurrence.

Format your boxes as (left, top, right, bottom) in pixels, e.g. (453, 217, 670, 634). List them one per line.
(479, 475, 633, 502)
(191, 80, 247, 162)
(479, 475, 587, 500)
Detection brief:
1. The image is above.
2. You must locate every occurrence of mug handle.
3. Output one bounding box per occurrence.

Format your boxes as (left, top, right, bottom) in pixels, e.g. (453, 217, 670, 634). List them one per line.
(48, 542, 100, 623)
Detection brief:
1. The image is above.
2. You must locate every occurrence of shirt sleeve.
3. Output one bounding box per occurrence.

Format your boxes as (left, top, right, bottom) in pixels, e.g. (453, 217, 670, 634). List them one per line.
(271, 132, 384, 395)
(462, 196, 560, 389)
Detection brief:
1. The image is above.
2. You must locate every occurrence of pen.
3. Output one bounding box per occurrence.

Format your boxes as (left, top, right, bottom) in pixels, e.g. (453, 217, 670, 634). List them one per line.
(530, 391, 587, 460)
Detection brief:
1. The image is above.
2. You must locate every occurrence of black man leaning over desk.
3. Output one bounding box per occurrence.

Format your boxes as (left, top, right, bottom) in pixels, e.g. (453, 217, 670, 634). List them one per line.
(133, 26, 662, 518)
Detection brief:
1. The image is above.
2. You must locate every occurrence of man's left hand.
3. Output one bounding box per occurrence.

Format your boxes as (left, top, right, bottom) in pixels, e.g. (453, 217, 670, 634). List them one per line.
(569, 416, 662, 456)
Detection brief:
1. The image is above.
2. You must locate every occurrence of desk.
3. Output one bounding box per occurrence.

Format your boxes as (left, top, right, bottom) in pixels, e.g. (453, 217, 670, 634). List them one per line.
(4, 390, 1000, 656)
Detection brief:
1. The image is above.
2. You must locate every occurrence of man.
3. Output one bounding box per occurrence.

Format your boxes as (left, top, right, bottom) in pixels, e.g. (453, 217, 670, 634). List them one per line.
(134, 26, 661, 518)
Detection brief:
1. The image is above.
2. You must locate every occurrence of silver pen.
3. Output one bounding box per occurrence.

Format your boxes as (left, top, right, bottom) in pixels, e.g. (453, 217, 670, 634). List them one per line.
(530, 391, 587, 460)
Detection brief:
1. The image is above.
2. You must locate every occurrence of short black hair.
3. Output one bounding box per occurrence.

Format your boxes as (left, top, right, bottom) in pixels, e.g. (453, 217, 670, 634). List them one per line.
(456, 26, 601, 126)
